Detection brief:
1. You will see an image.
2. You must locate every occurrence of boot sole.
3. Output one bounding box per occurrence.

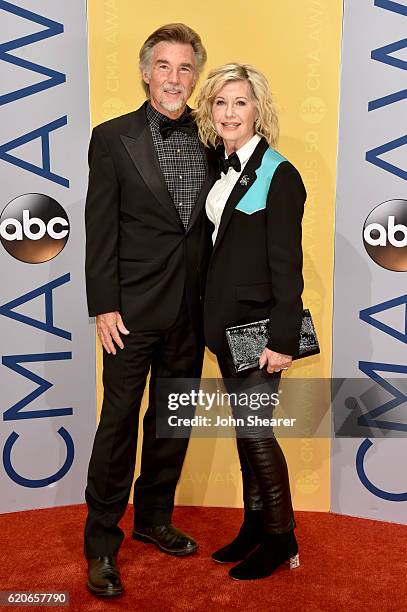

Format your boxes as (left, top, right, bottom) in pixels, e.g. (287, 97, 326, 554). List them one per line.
(212, 555, 247, 564)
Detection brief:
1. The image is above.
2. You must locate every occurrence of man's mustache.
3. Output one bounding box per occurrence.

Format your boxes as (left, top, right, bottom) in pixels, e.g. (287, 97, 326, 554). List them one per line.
(162, 85, 185, 94)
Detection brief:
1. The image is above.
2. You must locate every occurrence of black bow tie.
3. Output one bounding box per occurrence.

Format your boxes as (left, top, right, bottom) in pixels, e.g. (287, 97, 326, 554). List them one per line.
(219, 152, 241, 174)
(159, 115, 195, 139)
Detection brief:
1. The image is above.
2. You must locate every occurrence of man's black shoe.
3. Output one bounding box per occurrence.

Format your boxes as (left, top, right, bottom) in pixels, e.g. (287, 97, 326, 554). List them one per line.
(132, 524, 198, 556)
(87, 556, 123, 597)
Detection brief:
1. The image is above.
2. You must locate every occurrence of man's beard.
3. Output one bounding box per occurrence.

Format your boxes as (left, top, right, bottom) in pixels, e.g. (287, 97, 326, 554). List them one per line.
(160, 98, 185, 112)
(160, 85, 187, 113)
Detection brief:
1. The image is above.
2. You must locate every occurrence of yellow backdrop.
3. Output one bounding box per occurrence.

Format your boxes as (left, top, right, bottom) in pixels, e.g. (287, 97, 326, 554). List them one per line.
(87, 0, 342, 512)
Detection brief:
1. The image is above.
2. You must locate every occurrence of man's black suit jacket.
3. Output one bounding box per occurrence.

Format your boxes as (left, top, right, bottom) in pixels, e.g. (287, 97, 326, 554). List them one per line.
(204, 137, 306, 357)
(85, 102, 215, 338)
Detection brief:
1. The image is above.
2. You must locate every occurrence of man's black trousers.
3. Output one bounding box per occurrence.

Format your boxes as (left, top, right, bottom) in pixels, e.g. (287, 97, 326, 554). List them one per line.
(84, 295, 204, 558)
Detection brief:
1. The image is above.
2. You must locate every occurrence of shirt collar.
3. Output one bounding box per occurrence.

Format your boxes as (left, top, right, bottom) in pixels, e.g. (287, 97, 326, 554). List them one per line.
(146, 102, 190, 131)
(225, 133, 261, 166)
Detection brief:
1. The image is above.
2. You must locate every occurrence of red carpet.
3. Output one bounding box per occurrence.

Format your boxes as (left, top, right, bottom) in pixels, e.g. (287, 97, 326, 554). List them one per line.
(1, 505, 407, 611)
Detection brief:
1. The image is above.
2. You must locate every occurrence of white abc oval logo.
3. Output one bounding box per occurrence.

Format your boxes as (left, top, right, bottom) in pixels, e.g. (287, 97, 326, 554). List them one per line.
(0, 209, 69, 241)
(0, 194, 70, 264)
(363, 216, 407, 248)
(363, 199, 407, 272)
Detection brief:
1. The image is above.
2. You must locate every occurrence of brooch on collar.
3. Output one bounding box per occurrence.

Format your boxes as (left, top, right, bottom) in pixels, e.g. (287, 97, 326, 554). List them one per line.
(239, 175, 250, 186)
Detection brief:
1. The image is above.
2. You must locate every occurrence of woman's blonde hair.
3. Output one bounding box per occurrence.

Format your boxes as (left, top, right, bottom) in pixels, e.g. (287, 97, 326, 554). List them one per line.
(194, 63, 279, 148)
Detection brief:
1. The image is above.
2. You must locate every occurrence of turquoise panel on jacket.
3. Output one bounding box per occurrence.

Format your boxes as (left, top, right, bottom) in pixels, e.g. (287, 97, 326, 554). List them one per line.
(235, 148, 287, 215)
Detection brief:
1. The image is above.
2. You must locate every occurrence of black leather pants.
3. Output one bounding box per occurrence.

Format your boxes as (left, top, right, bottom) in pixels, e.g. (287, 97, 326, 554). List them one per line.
(217, 353, 295, 534)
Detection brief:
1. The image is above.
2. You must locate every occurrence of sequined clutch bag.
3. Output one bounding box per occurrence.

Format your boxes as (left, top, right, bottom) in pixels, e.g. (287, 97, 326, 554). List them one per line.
(225, 309, 320, 373)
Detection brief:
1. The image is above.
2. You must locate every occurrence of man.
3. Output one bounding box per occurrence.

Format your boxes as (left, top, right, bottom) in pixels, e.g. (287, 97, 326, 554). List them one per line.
(84, 23, 213, 597)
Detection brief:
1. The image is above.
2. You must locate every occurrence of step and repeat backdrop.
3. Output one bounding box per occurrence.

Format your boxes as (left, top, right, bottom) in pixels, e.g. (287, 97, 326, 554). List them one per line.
(86, 0, 341, 514)
(332, 0, 407, 523)
(1, 0, 406, 523)
(0, 0, 95, 512)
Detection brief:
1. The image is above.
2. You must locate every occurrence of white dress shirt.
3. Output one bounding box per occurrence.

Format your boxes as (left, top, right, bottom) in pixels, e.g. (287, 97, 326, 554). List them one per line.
(206, 134, 261, 244)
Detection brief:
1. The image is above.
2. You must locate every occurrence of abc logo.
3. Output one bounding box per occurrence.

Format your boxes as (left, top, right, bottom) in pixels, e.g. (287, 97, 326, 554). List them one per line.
(0, 194, 69, 264)
(295, 469, 320, 494)
(363, 199, 407, 272)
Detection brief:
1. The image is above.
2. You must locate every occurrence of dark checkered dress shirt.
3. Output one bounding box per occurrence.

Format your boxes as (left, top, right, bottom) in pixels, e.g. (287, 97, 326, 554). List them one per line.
(146, 103, 206, 228)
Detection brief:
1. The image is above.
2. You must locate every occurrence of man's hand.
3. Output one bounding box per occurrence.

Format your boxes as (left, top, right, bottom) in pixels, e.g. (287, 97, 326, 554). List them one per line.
(96, 311, 130, 355)
(259, 347, 292, 374)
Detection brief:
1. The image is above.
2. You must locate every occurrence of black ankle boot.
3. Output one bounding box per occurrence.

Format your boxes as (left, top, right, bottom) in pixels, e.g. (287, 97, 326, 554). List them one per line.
(212, 510, 263, 563)
(228, 529, 299, 580)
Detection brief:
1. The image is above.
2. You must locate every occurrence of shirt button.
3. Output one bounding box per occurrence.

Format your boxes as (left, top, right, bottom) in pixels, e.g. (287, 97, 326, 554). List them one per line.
(179, 175, 183, 180)
(177, 149, 181, 153)
(179, 202, 183, 207)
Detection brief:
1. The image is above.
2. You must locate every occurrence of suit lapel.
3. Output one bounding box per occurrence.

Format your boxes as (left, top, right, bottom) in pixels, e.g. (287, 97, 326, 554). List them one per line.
(212, 138, 269, 255)
(120, 103, 183, 228)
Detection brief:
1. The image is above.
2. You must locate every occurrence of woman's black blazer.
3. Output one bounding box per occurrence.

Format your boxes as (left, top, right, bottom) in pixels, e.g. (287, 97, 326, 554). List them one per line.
(204, 137, 306, 357)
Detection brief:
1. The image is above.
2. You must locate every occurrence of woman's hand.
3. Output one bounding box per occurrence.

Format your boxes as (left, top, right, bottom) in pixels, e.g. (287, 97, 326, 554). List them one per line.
(259, 348, 292, 374)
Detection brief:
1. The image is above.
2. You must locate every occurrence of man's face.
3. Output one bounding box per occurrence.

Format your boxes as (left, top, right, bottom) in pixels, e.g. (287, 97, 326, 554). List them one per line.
(143, 41, 197, 118)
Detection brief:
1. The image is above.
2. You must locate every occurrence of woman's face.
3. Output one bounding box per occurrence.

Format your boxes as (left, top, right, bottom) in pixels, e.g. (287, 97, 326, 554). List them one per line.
(211, 80, 259, 152)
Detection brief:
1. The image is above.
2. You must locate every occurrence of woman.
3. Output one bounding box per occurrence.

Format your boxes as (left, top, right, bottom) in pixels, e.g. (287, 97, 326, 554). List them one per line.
(194, 64, 306, 581)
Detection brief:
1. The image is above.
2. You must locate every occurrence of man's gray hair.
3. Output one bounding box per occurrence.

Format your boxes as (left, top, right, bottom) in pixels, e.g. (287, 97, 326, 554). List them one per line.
(139, 23, 207, 96)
